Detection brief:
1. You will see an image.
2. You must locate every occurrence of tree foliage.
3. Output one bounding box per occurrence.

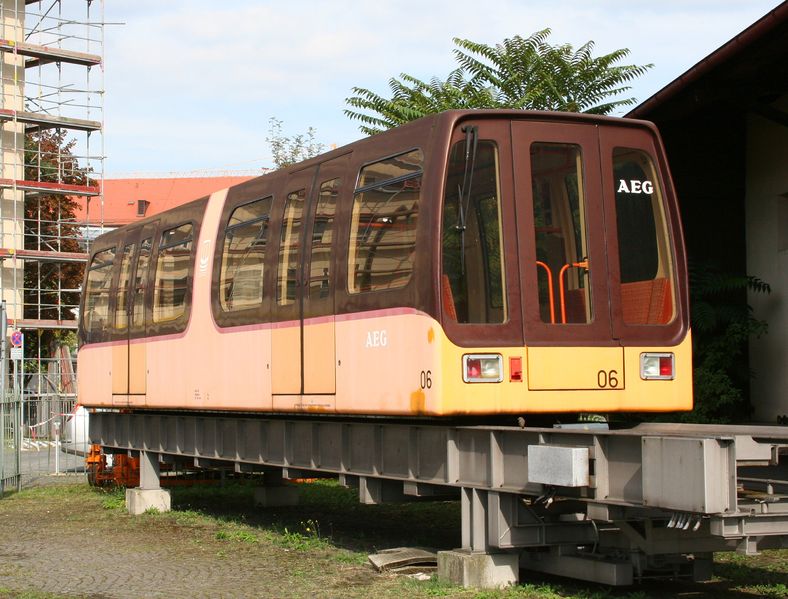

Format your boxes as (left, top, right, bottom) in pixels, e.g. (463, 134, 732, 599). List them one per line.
(685, 265, 770, 423)
(266, 117, 325, 168)
(345, 29, 652, 135)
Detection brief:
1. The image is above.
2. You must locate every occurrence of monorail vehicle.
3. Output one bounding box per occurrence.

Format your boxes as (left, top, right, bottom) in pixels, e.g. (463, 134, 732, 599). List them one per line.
(78, 110, 691, 416)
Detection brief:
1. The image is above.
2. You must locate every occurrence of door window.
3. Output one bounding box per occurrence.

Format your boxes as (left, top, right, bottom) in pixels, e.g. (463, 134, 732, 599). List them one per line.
(113, 243, 135, 331)
(530, 143, 592, 324)
(441, 141, 506, 323)
(132, 238, 152, 330)
(278, 190, 305, 306)
(308, 179, 339, 301)
(613, 147, 675, 325)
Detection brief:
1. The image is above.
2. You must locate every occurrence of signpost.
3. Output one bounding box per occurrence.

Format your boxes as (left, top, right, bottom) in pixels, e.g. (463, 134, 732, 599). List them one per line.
(10, 330, 22, 361)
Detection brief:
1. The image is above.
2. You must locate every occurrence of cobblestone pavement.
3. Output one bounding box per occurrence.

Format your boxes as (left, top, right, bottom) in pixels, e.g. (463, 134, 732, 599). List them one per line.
(0, 480, 392, 599)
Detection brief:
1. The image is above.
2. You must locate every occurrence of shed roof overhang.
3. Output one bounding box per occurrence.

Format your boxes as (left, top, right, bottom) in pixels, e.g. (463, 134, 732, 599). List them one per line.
(629, 2, 788, 125)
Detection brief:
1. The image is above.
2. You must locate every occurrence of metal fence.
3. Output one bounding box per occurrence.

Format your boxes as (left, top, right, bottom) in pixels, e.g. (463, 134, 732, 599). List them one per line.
(0, 387, 21, 497)
(1, 301, 85, 497)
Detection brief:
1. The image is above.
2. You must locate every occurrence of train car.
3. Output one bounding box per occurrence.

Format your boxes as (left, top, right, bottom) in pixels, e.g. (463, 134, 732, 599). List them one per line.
(77, 110, 691, 418)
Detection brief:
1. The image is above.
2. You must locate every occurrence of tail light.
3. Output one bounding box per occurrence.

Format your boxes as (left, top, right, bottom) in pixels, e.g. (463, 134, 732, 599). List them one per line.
(640, 353, 674, 380)
(463, 354, 503, 383)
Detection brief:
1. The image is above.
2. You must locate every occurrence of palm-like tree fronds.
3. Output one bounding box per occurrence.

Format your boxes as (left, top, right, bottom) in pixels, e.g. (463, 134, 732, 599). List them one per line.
(345, 29, 653, 133)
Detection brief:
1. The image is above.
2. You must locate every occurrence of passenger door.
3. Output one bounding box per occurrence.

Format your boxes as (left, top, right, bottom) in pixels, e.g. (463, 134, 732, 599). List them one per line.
(512, 121, 624, 391)
(301, 156, 347, 397)
(110, 222, 157, 406)
(598, 126, 681, 343)
(271, 167, 316, 396)
(111, 229, 139, 405)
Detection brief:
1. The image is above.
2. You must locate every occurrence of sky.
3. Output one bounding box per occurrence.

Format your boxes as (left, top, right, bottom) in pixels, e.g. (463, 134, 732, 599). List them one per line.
(96, 0, 783, 177)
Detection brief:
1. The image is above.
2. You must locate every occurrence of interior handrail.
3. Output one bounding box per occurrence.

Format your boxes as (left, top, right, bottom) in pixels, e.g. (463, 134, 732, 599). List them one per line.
(535, 261, 555, 324)
(559, 260, 589, 324)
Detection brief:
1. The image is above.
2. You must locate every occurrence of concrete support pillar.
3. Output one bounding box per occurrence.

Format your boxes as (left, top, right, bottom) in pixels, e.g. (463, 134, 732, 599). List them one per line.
(438, 550, 519, 589)
(253, 468, 299, 507)
(438, 487, 519, 589)
(126, 451, 170, 515)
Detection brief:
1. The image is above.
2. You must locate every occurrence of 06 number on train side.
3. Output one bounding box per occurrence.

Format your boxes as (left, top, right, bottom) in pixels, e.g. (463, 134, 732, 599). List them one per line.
(597, 370, 619, 388)
(420, 370, 432, 390)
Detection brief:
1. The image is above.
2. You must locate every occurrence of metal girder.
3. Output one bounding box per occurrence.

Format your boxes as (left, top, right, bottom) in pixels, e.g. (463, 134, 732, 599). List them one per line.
(90, 411, 788, 546)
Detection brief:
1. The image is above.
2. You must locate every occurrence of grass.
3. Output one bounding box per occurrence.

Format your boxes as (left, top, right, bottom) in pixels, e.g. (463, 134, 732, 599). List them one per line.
(164, 479, 788, 597)
(1, 479, 787, 598)
(713, 550, 788, 597)
(0, 591, 74, 599)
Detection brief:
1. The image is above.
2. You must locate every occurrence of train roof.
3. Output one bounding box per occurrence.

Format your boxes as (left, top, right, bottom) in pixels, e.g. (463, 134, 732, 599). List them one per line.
(90, 109, 662, 250)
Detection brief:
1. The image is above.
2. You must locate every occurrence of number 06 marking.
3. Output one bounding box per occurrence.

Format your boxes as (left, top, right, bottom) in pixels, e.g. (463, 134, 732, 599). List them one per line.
(420, 370, 432, 389)
(597, 369, 619, 388)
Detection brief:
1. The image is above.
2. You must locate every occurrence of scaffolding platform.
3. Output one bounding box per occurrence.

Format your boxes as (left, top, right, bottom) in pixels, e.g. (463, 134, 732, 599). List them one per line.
(0, 248, 88, 263)
(0, 38, 101, 68)
(10, 318, 78, 330)
(0, 178, 100, 196)
(0, 109, 102, 133)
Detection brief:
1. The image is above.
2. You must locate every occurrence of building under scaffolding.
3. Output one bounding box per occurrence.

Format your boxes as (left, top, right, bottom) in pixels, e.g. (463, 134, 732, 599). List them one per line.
(0, 0, 103, 485)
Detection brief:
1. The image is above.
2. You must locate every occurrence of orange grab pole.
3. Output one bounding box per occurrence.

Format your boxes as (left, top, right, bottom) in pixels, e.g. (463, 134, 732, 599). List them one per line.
(559, 260, 589, 324)
(535, 261, 555, 324)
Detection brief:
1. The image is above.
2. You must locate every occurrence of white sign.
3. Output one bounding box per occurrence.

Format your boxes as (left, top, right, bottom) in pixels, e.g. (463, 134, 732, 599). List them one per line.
(10, 346, 23, 360)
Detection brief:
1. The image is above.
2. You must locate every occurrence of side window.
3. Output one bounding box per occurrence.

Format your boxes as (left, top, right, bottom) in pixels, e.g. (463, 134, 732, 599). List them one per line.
(277, 189, 305, 306)
(308, 178, 339, 301)
(83, 247, 116, 338)
(531, 143, 592, 324)
(614, 147, 675, 325)
(348, 149, 422, 293)
(113, 243, 136, 331)
(132, 238, 152, 330)
(153, 223, 194, 323)
(219, 197, 271, 312)
(441, 141, 506, 323)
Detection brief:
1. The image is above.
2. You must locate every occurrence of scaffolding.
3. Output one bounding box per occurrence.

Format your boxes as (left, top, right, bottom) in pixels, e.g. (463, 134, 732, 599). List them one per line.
(0, 0, 103, 471)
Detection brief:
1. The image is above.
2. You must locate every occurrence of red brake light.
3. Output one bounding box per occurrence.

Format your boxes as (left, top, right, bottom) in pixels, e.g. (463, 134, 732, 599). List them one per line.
(659, 356, 673, 377)
(466, 359, 481, 378)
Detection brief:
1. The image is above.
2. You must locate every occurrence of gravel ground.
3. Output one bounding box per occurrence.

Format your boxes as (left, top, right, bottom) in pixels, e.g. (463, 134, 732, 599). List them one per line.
(0, 480, 391, 599)
(0, 478, 786, 599)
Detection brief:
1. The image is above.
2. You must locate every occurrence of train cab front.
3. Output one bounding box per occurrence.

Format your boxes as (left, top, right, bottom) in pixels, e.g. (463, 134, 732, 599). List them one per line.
(435, 112, 692, 416)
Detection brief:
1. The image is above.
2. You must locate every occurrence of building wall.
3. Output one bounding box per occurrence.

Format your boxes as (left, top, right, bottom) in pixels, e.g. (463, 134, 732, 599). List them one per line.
(0, 0, 25, 321)
(746, 94, 788, 422)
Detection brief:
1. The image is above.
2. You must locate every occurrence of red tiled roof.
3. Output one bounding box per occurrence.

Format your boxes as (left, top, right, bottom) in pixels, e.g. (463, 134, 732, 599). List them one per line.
(74, 176, 255, 226)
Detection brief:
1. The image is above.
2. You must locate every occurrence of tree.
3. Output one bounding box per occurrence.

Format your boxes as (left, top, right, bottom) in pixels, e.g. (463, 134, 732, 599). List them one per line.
(345, 29, 652, 135)
(266, 117, 325, 168)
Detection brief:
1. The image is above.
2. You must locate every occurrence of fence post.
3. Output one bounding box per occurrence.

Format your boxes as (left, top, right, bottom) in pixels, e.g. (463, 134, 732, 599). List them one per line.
(0, 300, 6, 497)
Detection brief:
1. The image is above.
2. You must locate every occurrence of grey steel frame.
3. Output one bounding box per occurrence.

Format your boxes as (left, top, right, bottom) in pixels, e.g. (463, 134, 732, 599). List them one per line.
(91, 411, 788, 585)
